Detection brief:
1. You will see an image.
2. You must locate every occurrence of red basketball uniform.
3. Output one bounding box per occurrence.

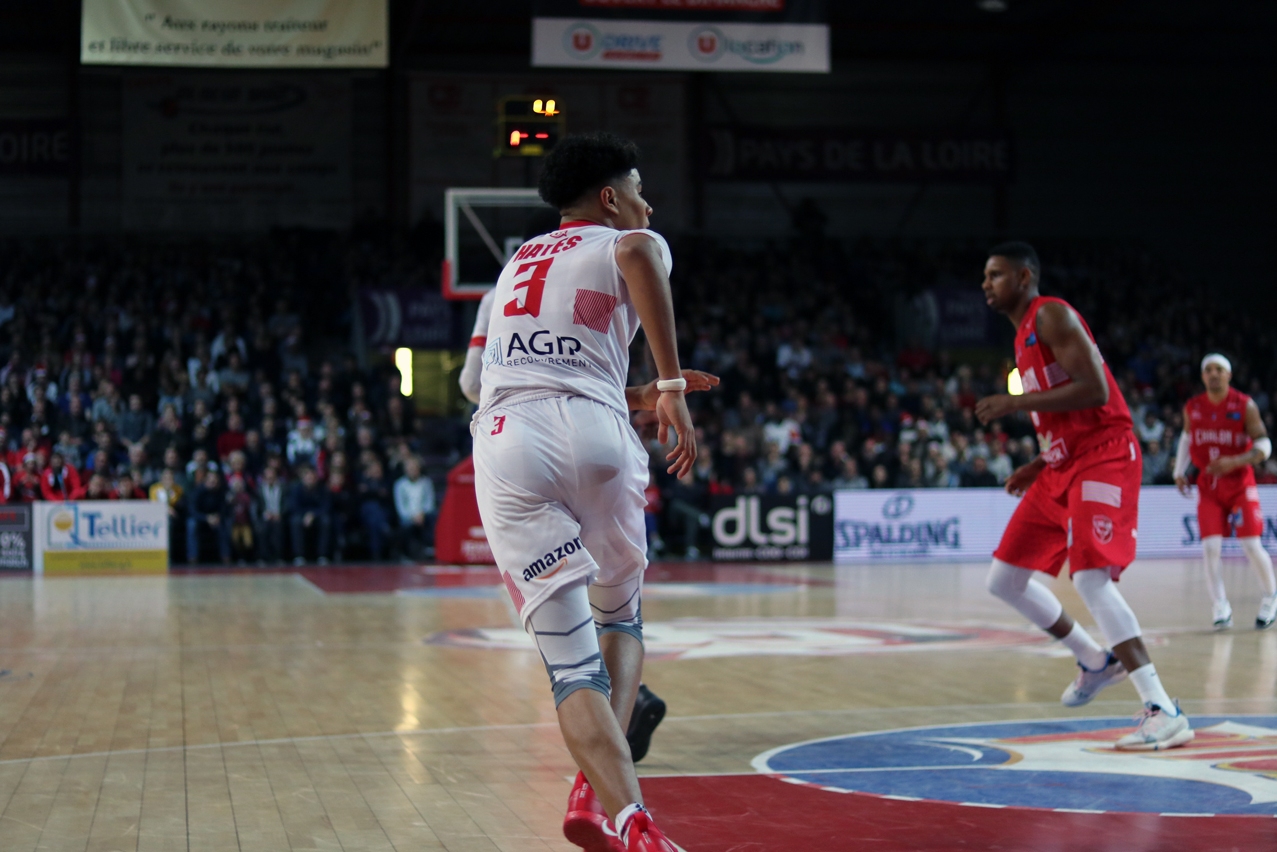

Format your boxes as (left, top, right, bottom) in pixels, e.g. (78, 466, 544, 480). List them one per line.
(994, 296, 1141, 578)
(1185, 388, 1263, 539)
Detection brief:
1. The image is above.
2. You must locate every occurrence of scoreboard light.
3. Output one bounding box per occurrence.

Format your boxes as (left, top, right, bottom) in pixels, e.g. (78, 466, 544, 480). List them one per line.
(497, 95, 565, 158)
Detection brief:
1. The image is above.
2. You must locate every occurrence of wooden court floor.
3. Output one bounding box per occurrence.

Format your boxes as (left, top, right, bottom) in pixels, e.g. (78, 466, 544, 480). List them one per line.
(1, 558, 1275, 851)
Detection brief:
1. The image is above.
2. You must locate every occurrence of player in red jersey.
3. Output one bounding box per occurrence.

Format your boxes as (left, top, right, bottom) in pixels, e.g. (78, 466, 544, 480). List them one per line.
(976, 242, 1192, 750)
(1174, 354, 1276, 629)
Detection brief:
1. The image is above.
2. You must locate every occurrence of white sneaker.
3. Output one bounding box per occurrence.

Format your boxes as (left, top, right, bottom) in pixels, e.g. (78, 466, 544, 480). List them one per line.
(1213, 601, 1233, 631)
(1061, 653, 1128, 707)
(1114, 703, 1194, 751)
(1258, 595, 1277, 630)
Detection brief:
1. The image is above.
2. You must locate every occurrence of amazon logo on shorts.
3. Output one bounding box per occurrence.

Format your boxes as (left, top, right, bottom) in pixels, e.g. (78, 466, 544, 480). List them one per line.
(524, 536, 583, 581)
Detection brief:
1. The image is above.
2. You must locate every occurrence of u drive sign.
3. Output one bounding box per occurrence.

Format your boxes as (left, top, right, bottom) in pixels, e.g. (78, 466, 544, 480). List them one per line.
(709, 494, 834, 562)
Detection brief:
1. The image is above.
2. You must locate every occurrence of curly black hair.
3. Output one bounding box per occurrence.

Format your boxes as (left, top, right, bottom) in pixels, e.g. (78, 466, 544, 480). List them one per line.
(537, 132, 641, 210)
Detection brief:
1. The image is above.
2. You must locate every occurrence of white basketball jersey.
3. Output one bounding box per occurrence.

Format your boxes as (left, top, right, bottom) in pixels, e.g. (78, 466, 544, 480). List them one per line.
(478, 221, 672, 417)
(468, 288, 497, 348)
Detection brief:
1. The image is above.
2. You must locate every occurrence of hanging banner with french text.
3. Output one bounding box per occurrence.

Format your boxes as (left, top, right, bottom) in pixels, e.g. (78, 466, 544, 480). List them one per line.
(81, 0, 387, 68)
(121, 73, 351, 230)
(705, 127, 1014, 183)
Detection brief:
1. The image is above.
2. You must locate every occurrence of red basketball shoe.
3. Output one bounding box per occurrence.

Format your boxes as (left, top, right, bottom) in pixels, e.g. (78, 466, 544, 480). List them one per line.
(564, 771, 624, 852)
(624, 809, 678, 852)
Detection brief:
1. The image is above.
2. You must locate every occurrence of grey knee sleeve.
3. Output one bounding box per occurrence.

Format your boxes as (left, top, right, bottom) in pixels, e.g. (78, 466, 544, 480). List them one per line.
(589, 575, 644, 644)
(526, 580, 611, 706)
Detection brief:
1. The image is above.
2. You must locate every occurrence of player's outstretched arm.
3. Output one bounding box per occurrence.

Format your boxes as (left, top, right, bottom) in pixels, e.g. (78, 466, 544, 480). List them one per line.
(976, 302, 1109, 423)
(1206, 398, 1272, 476)
(626, 369, 720, 411)
(1173, 405, 1193, 495)
(616, 232, 697, 476)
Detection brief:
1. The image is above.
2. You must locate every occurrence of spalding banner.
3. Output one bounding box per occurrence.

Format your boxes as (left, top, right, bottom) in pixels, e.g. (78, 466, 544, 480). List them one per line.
(710, 493, 834, 561)
(834, 485, 1277, 563)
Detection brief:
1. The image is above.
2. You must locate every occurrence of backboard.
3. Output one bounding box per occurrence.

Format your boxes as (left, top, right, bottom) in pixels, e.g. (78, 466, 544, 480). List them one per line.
(442, 188, 556, 300)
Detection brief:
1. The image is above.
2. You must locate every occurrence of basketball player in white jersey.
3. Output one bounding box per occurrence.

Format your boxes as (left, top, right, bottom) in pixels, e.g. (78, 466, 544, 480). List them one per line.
(461, 286, 673, 765)
(473, 133, 708, 852)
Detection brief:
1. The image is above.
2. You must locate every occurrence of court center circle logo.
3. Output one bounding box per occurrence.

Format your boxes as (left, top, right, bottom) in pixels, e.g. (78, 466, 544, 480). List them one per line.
(753, 716, 1277, 816)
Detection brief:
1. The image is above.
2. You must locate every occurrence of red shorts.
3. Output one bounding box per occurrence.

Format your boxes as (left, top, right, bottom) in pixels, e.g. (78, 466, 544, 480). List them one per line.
(1197, 477, 1264, 539)
(994, 437, 1141, 579)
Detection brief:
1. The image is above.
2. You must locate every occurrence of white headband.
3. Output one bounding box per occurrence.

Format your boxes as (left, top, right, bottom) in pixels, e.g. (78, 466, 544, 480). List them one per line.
(1201, 353, 1231, 373)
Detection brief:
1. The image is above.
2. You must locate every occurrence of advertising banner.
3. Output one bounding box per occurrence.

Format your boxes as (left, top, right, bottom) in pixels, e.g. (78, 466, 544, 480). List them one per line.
(834, 486, 1277, 564)
(0, 120, 72, 177)
(360, 289, 455, 349)
(532, 19, 829, 72)
(0, 505, 33, 571)
(121, 73, 351, 230)
(709, 493, 834, 561)
(82, 0, 387, 68)
(705, 127, 1014, 183)
(33, 501, 170, 575)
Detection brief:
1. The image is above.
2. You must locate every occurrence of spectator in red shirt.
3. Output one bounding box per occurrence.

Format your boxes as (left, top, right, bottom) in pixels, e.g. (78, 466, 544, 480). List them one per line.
(217, 412, 247, 461)
(73, 473, 113, 501)
(111, 472, 147, 500)
(12, 455, 41, 502)
(40, 451, 82, 501)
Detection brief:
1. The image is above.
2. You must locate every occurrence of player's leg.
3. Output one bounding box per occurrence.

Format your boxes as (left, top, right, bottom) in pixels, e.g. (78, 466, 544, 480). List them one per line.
(1068, 450, 1192, 749)
(563, 400, 678, 851)
(1202, 536, 1231, 628)
(1233, 489, 1276, 628)
(1198, 491, 1232, 628)
(988, 482, 1114, 684)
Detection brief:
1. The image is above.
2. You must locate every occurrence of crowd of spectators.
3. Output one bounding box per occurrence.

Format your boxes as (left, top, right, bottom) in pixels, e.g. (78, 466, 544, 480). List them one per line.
(2, 231, 1272, 564)
(637, 237, 1277, 558)
(0, 233, 445, 565)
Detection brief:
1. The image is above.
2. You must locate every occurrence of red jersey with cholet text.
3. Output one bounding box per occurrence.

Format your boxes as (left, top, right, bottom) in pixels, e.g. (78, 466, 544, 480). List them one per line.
(1185, 388, 1255, 490)
(1014, 296, 1132, 470)
(478, 221, 672, 418)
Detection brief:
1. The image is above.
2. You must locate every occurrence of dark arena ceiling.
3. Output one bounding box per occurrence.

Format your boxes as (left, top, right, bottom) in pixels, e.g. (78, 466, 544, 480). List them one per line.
(1, 1, 1271, 67)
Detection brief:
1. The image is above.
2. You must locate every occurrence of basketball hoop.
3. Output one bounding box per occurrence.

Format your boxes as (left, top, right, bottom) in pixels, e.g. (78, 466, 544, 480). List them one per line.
(442, 188, 554, 300)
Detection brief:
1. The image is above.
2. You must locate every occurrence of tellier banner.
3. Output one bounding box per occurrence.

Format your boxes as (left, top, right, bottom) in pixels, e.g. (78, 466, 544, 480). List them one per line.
(706, 127, 1014, 183)
(532, 17, 829, 72)
(834, 486, 1277, 563)
(82, 0, 387, 68)
(33, 501, 169, 575)
(122, 74, 351, 230)
(709, 493, 834, 561)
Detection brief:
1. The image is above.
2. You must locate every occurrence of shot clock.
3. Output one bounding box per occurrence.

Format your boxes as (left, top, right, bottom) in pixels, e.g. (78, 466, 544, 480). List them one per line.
(496, 95, 564, 157)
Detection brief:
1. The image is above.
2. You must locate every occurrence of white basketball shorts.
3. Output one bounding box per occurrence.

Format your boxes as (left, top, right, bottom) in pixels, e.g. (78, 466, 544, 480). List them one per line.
(472, 394, 649, 625)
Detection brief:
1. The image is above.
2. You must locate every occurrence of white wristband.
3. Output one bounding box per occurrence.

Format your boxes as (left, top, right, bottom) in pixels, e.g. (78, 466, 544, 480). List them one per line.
(1255, 437, 1272, 461)
(656, 378, 687, 393)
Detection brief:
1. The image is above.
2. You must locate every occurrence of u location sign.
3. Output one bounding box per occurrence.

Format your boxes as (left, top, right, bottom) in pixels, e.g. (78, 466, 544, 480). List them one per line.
(34, 501, 170, 575)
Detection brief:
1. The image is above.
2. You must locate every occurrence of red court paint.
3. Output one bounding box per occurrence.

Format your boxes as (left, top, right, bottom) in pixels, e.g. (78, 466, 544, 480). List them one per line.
(640, 774, 1277, 852)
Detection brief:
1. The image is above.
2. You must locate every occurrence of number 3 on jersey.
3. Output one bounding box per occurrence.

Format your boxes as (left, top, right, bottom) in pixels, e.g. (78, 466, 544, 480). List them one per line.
(491, 415, 507, 436)
(503, 259, 553, 318)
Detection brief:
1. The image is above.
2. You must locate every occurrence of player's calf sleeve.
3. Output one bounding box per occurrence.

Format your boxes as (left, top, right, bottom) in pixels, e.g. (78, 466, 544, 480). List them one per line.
(1202, 535, 1228, 605)
(1072, 568, 1142, 648)
(1239, 537, 1277, 596)
(986, 559, 1063, 629)
(526, 580, 612, 706)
